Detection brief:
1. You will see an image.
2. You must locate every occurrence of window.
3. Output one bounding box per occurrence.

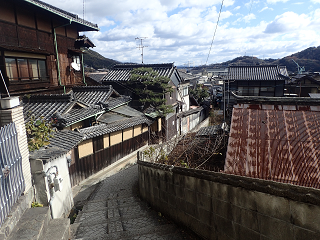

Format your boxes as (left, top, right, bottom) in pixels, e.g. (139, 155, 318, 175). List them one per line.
(5, 57, 48, 82)
(238, 87, 259, 96)
(182, 87, 188, 96)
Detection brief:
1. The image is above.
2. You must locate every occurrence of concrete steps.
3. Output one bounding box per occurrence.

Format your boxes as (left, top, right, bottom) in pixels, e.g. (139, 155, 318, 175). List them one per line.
(42, 218, 70, 240)
(5, 207, 70, 240)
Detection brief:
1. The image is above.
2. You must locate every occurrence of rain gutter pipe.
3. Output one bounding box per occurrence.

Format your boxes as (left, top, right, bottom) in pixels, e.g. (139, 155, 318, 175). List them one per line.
(53, 21, 72, 94)
(81, 51, 87, 86)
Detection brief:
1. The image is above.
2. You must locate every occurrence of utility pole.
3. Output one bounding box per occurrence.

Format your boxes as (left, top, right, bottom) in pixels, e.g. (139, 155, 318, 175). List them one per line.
(135, 37, 148, 64)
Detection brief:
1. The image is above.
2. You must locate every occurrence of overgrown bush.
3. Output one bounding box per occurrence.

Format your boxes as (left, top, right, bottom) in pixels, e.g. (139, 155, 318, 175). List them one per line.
(25, 114, 54, 152)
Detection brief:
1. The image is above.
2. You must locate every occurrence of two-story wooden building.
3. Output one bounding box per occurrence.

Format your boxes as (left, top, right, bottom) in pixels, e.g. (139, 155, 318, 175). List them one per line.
(102, 63, 190, 141)
(0, 0, 99, 96)
(225, 65, 290, 109)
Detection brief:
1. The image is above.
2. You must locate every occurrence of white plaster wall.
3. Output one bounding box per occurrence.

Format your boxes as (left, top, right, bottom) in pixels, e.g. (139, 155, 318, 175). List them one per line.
(43, 155, 74, 218)
(183, 95, 190, 111)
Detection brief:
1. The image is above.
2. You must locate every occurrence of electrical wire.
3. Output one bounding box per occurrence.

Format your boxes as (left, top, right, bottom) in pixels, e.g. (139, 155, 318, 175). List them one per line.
(205, 0, 224, 66)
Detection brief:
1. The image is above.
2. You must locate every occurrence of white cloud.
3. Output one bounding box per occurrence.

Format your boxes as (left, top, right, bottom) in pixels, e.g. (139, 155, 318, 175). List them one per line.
(259, 7, 273, 12)
(264, 12, 310, 34)
(245, 0, 259, 9)
(244, 13, 256, 22)
(311, 0, 320, 3)
(41, 0, 320, 65)
(266, 0, 289, 3)
(98, 19, 115, 28)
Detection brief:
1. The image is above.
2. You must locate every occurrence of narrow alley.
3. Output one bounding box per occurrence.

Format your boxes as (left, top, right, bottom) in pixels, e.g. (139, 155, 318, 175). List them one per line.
(70, 164, 201, 240)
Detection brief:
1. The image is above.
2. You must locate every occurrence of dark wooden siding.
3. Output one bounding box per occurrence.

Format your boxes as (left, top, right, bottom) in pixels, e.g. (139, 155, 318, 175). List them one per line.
(0, 1, 85, 95)
(166, 114, 177, 140)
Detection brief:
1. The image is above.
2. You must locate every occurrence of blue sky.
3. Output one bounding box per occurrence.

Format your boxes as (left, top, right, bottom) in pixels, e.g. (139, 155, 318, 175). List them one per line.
(43, 0, 320, 66)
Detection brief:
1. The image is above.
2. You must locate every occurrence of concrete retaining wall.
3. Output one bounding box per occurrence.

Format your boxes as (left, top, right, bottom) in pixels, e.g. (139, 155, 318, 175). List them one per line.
(138, 161, 320, 240)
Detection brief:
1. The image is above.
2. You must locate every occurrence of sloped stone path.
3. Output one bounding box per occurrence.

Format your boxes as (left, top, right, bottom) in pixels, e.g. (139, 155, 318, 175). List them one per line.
(71, 164, 201, 240)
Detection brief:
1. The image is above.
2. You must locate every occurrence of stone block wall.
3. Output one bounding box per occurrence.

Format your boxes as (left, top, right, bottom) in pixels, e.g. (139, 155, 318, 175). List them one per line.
(138, 161, 320, 240)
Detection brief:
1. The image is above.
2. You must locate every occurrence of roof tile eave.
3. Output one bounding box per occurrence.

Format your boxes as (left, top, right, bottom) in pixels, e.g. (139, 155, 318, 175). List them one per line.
(24, 0, 99, 31)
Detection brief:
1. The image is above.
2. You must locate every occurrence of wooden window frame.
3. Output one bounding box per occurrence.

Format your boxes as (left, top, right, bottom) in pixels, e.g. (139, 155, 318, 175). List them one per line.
(5, 56, 49, 82)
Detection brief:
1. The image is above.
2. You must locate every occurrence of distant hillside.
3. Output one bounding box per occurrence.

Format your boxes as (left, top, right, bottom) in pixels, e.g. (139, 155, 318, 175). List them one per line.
(274, 46, 320, 73)
(193, 46, 320, 74)
(83, 49, 120, 70)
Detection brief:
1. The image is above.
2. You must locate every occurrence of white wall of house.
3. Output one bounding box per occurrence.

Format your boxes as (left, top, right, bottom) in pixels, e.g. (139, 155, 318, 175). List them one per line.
(43, 155, 73, 218)
(177, 84, 190, 112)
(31, 155, 73, 218)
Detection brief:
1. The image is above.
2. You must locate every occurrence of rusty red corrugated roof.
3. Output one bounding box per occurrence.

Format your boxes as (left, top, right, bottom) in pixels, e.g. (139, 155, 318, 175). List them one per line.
(225, 105, 320, 188)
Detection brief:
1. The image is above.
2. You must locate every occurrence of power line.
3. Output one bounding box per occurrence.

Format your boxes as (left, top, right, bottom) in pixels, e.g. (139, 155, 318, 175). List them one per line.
(205, 0, 224, 66)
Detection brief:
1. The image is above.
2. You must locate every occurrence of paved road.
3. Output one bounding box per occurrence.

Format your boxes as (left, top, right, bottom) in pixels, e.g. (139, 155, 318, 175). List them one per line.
(71, 164, 201, 240)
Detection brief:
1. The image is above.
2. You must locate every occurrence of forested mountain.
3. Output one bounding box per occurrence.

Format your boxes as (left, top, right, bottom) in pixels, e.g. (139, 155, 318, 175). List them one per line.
(193, 46, 320, 74)
(83, 49, 120, 69)
(85, 46, 320, 74)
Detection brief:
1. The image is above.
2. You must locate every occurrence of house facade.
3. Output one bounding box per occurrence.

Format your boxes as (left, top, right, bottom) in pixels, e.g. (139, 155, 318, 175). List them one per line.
(0, 0, 98, 96)
(102, 63, 191, 141)
(286, 74, 320, 97)
(225, 65, 289, 108)
(21, 85, 154, 186)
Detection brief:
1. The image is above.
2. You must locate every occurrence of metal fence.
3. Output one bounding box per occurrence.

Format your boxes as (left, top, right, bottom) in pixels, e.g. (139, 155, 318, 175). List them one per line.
(0, 123, 25, 228)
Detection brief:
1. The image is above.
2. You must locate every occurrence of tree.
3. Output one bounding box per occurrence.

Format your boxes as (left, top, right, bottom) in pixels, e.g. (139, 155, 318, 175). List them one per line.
(190, 84, 209, 104)
(129, 67, 173, 115)
(25, 114, 54, 152)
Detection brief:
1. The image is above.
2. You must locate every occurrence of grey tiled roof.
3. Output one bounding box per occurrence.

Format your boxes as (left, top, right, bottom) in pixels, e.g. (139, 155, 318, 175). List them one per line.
(104, 96, 131, 110)
(22, 94, 74, 122)
(97, 112, 128, 124)
(227, 65, 289, 81)
(59, 107, 105, 127)
(72, 85, 119, 105)
(29, 130, 84, 162)
(22, 87, 132, 128)
(47, 130, 84, 151)
(102, 63, 176, 81)
(196, 125, 223, 136)
(177, 107, 203, 118)
(80, 116, 153, 140)
(86, 72, 109, 84)
(111, 105, 145, 117)
(24, 0, 99, 31)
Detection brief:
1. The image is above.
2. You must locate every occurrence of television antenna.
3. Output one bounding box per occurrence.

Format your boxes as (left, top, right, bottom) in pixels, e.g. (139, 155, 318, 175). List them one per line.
(135, 37, 148, 64)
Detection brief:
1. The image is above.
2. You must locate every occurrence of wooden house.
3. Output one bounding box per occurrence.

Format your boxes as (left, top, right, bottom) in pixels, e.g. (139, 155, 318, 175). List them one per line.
(225, 65, 289, 108)
(0, 0, 99, 96)
(102, 63, 191, 141)
(286, 74, 320, 97)
(22, 85, 153, 186)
